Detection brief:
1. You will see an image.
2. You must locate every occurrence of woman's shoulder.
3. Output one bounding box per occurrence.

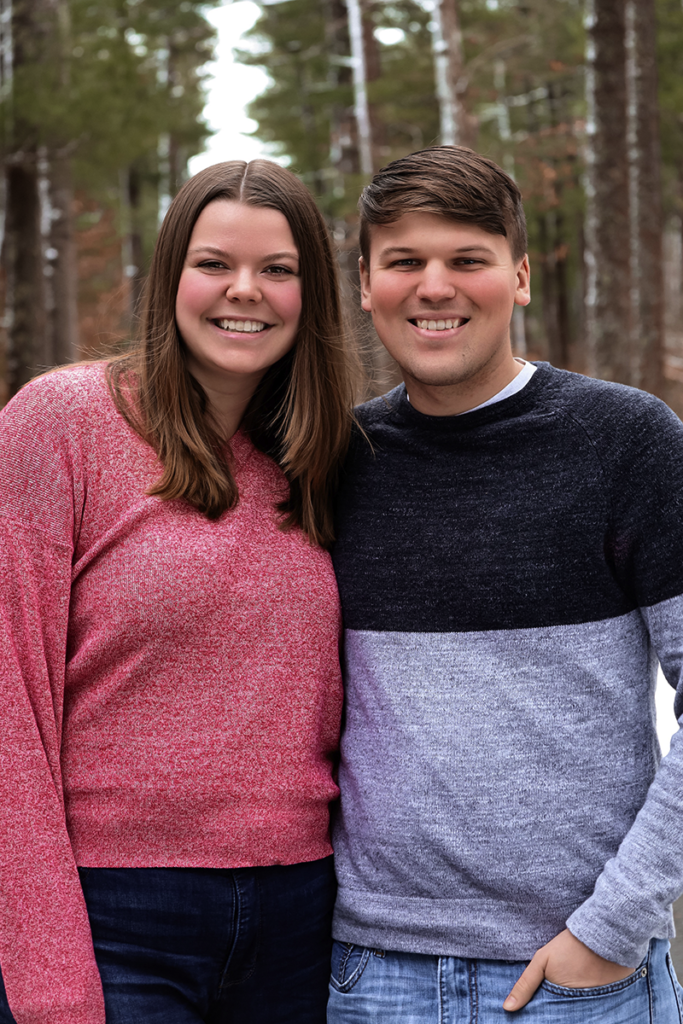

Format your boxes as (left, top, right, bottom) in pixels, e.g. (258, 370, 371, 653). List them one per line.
(0, 361, 113, 432)
(9, 360, 109, 403)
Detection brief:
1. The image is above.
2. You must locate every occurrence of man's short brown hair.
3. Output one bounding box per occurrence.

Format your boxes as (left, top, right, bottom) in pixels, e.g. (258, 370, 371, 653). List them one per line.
(358, 146, 527, 263)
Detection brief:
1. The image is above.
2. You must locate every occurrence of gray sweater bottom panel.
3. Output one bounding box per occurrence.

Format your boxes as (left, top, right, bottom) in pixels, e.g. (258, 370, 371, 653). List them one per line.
(332, 611, 669, 960)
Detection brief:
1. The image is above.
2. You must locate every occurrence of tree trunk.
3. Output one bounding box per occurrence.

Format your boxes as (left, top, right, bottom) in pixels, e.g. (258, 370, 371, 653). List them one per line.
(3, 0, 61, 394)
(584, 0, 631, 384)
(625, 0, 664, 396)
(127, 164, 145, 319)
(361, 0, 384, 163)
(324, 0, 358, 178)
(48, 150, 78, 363)
(346, 0, 373, 175)
(430, 0, 465, 146)
(4, 158, 48, 392)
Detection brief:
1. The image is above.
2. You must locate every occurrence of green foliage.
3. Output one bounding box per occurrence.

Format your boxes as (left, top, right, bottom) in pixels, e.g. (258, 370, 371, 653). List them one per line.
(237, 0, 354, 215)
(67, 0, 215, 185)
(3, 0, 219, 219)
(241, 0, 589, 352)
(3, 0, 223, 302)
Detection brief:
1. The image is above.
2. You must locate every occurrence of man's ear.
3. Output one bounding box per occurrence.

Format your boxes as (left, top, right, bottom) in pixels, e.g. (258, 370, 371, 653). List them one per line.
(514, 254, 531, 307)
(359, 257, 372, 312)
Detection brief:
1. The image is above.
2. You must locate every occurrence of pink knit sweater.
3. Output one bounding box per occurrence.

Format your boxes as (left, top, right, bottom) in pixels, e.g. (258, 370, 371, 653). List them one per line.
(0, 364, 343, 1024)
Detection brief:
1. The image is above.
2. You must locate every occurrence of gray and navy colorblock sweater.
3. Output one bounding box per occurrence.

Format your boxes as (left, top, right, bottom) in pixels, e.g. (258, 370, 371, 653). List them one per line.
(331, 362, 683, 969)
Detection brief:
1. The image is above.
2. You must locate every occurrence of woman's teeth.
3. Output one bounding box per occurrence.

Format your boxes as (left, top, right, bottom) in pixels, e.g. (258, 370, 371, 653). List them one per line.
(415, 318, 467, 331)
(215, 319, 267, 332)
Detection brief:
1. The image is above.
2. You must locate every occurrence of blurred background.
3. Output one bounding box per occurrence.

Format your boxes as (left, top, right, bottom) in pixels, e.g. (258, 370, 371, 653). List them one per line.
(1, 0, 682, 969)
(2, 0, 683, 407)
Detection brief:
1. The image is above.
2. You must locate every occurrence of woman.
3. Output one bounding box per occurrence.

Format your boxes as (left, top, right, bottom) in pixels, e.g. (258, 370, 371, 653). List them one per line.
(0, 161, 356, 1024)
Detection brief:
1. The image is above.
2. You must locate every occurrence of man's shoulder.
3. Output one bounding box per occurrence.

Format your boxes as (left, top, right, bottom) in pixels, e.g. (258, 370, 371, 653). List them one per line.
(540, 363, 680, 447)
(353, 385, 404, 430)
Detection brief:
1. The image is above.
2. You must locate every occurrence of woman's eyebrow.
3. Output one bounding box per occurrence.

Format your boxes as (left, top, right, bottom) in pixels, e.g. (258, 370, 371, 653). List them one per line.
(186, 245, 299, 261)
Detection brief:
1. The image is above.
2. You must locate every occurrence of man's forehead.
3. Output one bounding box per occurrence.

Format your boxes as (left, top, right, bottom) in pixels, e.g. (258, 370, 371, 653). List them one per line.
(366, 214, 508, 259)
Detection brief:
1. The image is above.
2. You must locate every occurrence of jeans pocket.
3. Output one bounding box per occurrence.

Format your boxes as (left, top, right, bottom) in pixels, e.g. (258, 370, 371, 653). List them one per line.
(330, 941, 373, 993)
(540, 959, 648, 999)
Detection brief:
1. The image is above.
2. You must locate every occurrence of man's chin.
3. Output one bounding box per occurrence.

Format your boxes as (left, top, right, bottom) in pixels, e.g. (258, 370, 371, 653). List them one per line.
(401, 367, 478, 390)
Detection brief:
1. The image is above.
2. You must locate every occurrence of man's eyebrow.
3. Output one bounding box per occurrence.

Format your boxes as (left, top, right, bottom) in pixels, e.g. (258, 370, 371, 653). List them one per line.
(376, 246, 417, 259)
(376, 244, 497, 259)
(186, 246, 299, 262)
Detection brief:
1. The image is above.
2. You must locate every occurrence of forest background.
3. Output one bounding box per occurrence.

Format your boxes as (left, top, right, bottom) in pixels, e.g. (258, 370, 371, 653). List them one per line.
(1, 0, 683, 970)
(1, 0, 683, 410)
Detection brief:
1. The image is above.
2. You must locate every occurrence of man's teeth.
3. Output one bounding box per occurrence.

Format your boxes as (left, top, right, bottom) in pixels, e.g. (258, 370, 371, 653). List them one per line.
(415, 318, 467, 331)
(215, 319, 267, 332)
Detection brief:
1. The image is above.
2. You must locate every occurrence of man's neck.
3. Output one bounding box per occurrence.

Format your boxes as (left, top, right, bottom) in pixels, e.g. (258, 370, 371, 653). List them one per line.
(404, 353, 524, 417)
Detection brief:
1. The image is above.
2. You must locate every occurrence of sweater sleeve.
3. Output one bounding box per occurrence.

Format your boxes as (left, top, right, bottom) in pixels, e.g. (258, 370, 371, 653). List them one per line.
(0, 379, 106, 1023)
(566, 396, 683, 967)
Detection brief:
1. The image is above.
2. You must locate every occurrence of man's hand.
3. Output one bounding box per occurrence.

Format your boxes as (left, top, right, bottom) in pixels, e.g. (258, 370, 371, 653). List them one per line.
(502, 929, 635, 1012)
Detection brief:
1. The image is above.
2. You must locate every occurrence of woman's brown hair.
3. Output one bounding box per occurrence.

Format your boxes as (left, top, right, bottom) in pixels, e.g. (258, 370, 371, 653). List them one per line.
(108, 160, 357, 547)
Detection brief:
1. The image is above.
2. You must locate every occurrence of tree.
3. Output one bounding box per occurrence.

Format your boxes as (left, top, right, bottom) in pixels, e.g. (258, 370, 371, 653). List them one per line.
(430, 0, 466, 145)
(1, 0, 219, 395)
(583, 0, 631, 384)
(625, 0, 664, 395)
(3, 0, 61, 393)
(347, 0, 372, 174)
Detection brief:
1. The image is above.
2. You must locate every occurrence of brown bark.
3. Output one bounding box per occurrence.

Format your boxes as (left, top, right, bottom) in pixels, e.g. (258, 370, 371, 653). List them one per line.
(48, 152, 79, 363)
(169, 135, 182, 198)
(324, 0, 359, 176)
(3, 0, 61, 394)
(127, 164, 145, 319)
(4, 159, 49, 393)
(584, 0, 631, 384)
(539, 212, 571, 370)
(627, 0, 664, 396)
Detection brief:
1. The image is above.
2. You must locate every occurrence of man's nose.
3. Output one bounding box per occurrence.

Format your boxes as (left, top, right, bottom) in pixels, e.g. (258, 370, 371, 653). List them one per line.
(415, 262, 456, 303)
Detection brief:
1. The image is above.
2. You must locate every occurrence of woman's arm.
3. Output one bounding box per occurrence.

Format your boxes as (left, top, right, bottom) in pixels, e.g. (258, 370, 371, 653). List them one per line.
(0, 376, 106, 1024)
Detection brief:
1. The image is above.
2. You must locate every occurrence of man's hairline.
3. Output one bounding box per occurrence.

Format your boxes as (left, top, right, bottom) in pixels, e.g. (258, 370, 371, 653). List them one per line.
(360, 216, 527, 268)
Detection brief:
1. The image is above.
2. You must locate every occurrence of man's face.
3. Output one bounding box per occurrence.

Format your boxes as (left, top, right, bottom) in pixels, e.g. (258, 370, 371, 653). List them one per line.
(360, 213, 530, 397)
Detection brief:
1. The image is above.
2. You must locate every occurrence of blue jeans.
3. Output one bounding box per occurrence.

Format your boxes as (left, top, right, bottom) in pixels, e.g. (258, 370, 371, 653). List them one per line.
(0, 858, 335, 1023)
(327, 939, 683, 1023)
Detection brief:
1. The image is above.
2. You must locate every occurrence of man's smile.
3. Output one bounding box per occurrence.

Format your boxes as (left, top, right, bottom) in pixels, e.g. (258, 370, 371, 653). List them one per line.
(409, 317, 470, 332)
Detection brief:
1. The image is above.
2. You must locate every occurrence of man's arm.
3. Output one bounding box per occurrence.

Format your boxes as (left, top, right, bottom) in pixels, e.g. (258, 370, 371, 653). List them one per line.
(506, 394, 683, 1009)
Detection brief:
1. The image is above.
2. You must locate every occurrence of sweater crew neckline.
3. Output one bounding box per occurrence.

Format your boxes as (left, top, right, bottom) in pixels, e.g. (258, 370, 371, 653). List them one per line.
(390, 361, 551, 430)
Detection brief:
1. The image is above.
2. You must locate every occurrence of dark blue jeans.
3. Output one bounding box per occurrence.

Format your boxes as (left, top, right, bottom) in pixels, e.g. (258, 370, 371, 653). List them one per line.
(0, 857, 335, 1023)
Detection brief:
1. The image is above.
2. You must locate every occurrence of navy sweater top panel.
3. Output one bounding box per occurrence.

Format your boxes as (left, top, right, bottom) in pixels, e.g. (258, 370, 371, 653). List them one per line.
(334, 363, 683, 633)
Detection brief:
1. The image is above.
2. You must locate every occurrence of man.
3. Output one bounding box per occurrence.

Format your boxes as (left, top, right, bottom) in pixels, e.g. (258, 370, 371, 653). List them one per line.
(329, 145, 683, 1022)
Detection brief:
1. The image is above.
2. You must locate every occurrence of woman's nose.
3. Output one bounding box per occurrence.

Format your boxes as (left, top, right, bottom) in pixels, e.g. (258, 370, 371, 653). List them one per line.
(226, 268, 261, 302)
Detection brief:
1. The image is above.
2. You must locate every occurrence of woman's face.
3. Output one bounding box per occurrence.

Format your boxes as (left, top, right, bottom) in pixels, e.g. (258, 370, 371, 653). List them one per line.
(175, 200, 302, 392)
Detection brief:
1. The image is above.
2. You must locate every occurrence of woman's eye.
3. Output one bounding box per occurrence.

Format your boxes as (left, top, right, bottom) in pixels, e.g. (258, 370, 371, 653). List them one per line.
(198, 260, 227, 270)
(265, 265, 294, 275)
